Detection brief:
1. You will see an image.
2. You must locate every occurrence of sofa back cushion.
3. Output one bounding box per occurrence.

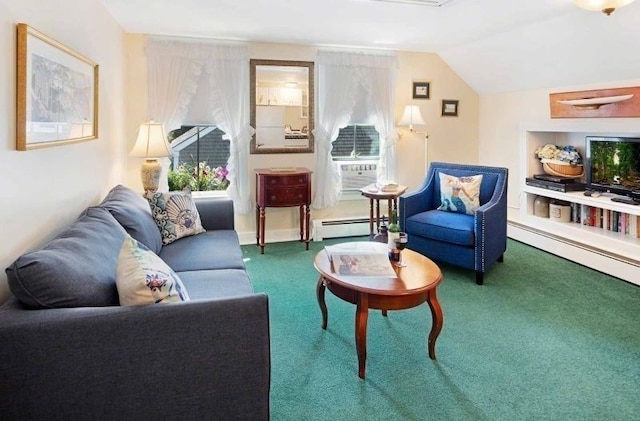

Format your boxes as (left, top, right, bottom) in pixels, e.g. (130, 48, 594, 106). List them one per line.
(5, 207, 127, 308)
(99, 184, 163, 254)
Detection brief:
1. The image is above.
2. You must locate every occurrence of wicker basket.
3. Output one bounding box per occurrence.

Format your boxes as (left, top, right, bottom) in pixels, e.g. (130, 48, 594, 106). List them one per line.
(541, 159, 584, 178)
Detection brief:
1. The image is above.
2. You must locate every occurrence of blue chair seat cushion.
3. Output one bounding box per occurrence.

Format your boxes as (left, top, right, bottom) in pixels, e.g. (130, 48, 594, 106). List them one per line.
(405, 209, 475, 246)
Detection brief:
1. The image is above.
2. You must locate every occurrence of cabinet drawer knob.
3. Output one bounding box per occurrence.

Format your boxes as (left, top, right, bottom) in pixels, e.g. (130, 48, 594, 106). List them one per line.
(271, 195, 277, 201)
(270, 179, 277, 185)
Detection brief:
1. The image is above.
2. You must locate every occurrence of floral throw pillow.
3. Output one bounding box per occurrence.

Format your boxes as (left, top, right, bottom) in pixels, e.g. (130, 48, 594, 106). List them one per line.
(144, 189, 205, 245)
(437, 172, 483, 215)
(116, 235, 190, 306)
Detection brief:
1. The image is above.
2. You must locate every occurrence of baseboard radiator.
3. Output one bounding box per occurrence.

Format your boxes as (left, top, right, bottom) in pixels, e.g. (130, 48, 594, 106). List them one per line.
(312, 216, 370, 241)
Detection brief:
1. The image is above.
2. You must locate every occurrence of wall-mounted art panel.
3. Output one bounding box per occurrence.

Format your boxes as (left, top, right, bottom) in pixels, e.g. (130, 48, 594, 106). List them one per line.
(549, 86, 640, 119)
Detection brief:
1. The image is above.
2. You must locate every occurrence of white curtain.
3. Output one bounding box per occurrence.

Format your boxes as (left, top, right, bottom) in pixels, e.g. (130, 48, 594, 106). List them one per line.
(146, 39, 253, 213)
(146, 40, 205, 132)
(312, 51, 359, 209)
(205, 45, 254, 214)
(362, 56, 399, 183)
(312, 50, 398, 209)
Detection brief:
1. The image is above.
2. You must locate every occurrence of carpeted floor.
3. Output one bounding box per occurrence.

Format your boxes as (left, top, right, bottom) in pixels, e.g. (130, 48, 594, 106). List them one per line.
(241, 238, 640, 421)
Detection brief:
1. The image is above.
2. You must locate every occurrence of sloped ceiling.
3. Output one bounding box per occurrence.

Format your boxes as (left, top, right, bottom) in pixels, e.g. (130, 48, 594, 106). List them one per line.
(100, 0, 640, 94)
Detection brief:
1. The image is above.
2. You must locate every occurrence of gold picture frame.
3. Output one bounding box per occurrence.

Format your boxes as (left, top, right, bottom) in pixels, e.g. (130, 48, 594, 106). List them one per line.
(16, 23, 99, 151)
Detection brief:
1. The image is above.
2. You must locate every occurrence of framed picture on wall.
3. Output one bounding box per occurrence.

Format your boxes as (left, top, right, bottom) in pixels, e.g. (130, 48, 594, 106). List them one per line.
(441, 100, 459, 117)
(16, 23, 99, 151)
(412, 82, 430, 99)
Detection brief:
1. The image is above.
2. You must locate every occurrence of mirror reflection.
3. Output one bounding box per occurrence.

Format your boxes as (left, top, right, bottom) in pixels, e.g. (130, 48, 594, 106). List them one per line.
(250, 59, 314, 154)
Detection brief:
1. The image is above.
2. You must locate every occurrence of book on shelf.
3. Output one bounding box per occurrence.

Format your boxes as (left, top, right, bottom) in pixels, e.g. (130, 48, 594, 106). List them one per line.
(578, 205, 640, 237)
(324, 243, 396, 277)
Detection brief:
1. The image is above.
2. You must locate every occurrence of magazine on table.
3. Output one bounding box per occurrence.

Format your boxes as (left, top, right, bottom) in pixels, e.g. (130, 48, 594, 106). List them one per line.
(324, 243, 396, 277)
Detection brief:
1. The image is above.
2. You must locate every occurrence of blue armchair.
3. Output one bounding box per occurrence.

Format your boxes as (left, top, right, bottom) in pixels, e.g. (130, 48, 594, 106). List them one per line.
(399, 162, 508, 285)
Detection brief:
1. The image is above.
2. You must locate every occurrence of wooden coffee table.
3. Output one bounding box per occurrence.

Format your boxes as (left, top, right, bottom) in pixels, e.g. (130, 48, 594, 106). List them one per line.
(314, 242, 443, 379)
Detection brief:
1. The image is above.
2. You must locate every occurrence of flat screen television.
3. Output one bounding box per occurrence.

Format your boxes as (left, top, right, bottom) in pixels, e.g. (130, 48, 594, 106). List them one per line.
(585, 136, 640, 200)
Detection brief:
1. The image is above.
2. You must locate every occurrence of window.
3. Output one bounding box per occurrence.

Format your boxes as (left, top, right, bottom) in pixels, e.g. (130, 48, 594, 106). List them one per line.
(331, 125, 380, 160)
(167, 125, 231, 191)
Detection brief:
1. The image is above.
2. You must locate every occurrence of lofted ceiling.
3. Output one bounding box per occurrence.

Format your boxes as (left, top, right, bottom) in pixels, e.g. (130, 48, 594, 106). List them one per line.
(100, 0, 640, 94)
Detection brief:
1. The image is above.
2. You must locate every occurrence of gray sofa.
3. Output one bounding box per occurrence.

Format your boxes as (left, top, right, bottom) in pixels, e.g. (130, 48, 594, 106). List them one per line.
(0, 185, 270, 420)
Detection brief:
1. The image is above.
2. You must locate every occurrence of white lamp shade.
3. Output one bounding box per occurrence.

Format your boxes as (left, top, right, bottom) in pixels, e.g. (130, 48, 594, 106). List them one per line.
(130, 121, 171, 158)
(572, 0, 635, 13)
(398, 105, 426, 127)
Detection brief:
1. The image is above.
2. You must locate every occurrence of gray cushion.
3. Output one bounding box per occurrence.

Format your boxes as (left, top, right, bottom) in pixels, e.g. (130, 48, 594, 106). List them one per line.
(5, 207, 127, 308)
(176, 269, 253, 300)
(99, 184, 163, 254)
(159, 230, 245, 272)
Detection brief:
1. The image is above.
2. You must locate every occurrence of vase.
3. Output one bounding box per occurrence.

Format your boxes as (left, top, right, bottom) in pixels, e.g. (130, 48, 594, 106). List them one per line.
(534, 196, 550, 218)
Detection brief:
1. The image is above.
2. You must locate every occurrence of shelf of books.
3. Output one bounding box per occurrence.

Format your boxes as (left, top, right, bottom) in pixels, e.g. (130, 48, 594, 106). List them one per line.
(522, 186, 640, 262)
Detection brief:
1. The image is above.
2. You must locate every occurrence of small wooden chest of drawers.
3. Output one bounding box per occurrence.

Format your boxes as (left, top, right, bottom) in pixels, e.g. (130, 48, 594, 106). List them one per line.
(255, 168, 312, 253)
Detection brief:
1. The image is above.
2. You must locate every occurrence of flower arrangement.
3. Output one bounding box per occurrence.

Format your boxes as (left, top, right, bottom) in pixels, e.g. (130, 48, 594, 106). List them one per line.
(168, 161, 229, 191)
(534, 144, 582, 165)
(534, 144, 583, 177)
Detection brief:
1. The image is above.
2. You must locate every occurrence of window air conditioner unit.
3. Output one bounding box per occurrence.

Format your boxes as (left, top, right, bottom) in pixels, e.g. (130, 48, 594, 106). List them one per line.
(339, 160, 378, 191)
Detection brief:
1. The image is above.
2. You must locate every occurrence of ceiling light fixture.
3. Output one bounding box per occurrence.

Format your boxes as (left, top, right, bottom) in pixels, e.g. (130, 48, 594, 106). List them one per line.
(573, 0, 636, 15)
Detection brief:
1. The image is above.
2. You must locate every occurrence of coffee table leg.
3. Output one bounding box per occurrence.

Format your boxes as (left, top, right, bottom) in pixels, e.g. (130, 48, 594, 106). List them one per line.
(316, 276, 328, 330)
(356, 293, 369, 379)
(426, 288, 443, 360)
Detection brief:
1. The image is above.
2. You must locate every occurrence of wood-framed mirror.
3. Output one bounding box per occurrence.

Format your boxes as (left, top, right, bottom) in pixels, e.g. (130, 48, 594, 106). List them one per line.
(250, 59, 314, 154)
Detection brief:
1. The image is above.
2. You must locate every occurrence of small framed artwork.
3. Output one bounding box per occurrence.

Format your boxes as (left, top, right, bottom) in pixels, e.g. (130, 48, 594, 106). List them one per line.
(441, 100, 459, 117)
(16, 23, 99, 151)
(412, 82, 430, 99)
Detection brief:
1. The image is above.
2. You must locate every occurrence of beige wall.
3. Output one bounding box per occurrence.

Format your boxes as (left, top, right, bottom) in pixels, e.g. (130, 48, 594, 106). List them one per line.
(125, 37, 479, 242)
(0, 0, 126, 303)
(478, 78, 640, 214)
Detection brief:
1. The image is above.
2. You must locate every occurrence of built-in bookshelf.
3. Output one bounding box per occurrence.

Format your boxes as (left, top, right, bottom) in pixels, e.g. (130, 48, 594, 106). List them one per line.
(509, 122, 640, 287)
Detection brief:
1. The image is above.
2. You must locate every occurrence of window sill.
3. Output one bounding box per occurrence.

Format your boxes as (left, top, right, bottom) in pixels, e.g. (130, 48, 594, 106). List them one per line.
(191, 190, 229, 198)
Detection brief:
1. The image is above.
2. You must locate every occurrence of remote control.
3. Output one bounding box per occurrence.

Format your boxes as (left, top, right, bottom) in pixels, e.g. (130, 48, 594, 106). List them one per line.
(611, 196, 640, 205)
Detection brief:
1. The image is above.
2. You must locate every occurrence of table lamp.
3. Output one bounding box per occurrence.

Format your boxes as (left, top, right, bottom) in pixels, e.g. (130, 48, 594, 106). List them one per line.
(130, 121, 172, 192)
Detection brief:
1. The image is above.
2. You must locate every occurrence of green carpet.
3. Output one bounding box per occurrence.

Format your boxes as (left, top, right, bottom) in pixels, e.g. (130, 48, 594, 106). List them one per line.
(241, 238, 640, 420)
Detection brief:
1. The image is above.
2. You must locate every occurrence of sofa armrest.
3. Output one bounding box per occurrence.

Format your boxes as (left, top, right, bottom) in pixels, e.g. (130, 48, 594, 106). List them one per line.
(399, 171, 438, 228)
(0, 294, 270, 420)
(195, 196, 235, 231)
(474, 177, 509, 270)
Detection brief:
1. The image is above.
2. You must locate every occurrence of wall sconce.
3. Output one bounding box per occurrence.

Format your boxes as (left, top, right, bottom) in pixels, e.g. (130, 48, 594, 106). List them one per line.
(398, 105, 428, 139)
(572, 0, 636, 15)
(130, 121, 172, 192)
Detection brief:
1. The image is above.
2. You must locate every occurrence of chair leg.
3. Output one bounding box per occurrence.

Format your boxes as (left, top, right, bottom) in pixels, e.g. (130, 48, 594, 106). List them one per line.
(498, 254, 504, 263)
(475, 271, 483, 286)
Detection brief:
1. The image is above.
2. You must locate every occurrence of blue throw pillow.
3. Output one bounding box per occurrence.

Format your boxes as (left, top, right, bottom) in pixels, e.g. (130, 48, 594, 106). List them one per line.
(144, 189, 205, 245)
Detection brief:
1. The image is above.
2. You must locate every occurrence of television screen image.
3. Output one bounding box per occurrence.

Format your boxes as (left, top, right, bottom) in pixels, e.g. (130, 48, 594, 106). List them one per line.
(586, 136, 640, 197)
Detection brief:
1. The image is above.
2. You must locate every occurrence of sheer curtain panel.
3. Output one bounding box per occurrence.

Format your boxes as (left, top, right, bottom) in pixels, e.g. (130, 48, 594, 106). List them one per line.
(312, 50, 398, 209)
(146, 39, 252, 212)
